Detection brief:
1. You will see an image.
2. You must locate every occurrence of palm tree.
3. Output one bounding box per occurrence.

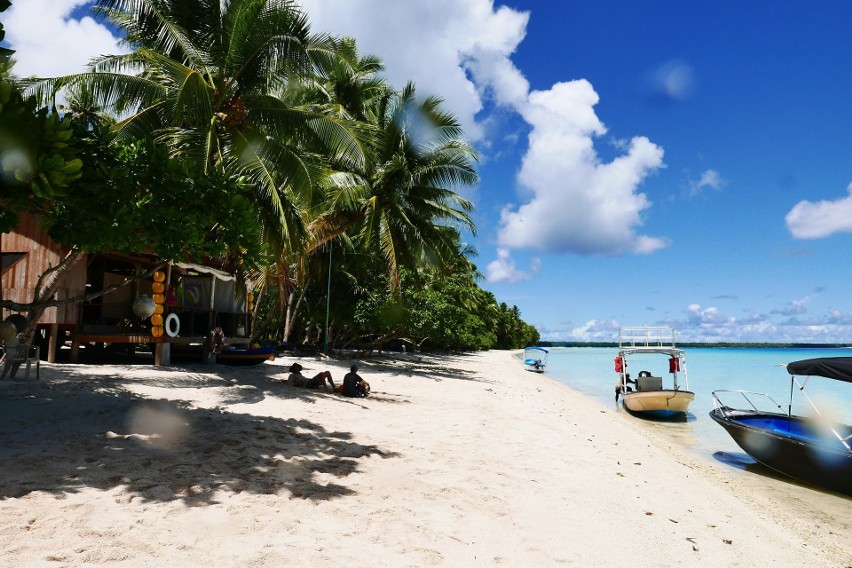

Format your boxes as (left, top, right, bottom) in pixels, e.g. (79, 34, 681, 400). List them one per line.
(353, 83, 479, 292)
(27, 0, 371, 252)
(289, 43, 479, 288)
(59, 82, 115, 130)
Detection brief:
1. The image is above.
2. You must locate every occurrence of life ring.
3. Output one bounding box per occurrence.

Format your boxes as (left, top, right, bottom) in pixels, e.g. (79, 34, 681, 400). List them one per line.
(164, 313, 181, 338)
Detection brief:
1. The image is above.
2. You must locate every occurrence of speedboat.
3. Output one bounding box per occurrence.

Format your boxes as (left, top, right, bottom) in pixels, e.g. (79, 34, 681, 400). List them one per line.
(523, 346, 549, 373)
(614, 326, 694, 417)
(710, 357, 852, 495)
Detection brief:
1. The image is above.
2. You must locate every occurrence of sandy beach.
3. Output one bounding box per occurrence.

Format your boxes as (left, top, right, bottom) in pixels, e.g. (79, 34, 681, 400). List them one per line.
(0, 350, 849, 567)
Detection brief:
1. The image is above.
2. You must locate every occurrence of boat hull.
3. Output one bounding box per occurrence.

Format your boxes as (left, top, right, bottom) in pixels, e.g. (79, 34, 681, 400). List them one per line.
(709, 409, 852, 495)
(217, 347, 275, 366)
(172, 345, 275, 366)
(622, 390, 694, 416)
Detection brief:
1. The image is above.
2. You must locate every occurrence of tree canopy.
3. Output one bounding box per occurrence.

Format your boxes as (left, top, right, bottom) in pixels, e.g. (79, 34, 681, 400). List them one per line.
(2, 0, 539, 352)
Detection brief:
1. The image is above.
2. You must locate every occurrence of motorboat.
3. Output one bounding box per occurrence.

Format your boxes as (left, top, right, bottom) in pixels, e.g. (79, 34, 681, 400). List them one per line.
(614, 326, 694, 417)
(172, 344, 276, 366)
(710, 357, 852, 495)
(523, 346, 549, 373)
(216, 345, 276, 366)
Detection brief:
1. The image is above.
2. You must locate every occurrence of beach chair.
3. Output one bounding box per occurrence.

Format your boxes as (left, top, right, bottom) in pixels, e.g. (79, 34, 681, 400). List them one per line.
(0, 342, 40, 381)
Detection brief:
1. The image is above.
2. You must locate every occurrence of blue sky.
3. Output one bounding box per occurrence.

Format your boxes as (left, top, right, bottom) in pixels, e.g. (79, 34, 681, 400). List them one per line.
(4, 1, 852, 343)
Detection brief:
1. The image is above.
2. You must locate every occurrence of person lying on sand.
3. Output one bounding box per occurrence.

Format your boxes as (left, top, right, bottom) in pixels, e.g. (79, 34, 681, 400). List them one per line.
(287, 363, 335, 391)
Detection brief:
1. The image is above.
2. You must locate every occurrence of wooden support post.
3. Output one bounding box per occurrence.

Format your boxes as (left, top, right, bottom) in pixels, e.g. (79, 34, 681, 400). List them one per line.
(70, 333, 79, 363)
(155, 342, 171, 366)
(47, 323, 58, 363)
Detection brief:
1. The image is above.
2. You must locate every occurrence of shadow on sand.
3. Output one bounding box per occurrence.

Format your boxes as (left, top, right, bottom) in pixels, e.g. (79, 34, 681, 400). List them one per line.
(0, 368, 399, 505)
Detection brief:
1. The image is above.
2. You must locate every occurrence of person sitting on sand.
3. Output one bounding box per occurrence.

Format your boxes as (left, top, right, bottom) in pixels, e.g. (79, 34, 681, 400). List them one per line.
(287, 363, 335, 391)
(342, 364, 370, 397)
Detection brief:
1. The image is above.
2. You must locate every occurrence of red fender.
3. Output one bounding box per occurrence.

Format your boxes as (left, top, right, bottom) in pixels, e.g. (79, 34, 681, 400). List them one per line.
(614, 355, 624, 373)
(669, 356, 680, 373)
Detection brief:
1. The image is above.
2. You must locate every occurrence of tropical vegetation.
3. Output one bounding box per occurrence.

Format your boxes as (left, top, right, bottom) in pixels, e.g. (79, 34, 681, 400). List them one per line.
(0, 0, 538, 352)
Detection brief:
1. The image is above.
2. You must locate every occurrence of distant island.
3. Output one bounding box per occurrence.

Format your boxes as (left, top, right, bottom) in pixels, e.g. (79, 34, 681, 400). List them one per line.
(538, 342, 852, 349)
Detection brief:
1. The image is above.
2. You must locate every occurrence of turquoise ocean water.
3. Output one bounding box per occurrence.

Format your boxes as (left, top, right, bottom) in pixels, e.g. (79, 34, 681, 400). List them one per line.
(540, 347, 852, 463)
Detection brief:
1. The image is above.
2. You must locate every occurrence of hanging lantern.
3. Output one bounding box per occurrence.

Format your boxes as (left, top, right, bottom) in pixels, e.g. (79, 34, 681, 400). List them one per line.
(132, 295, 156, 319)
(151, 276, 166, 338)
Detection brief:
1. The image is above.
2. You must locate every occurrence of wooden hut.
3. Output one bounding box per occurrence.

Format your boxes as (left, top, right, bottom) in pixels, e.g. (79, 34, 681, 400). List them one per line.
(1, 213, 251, 365)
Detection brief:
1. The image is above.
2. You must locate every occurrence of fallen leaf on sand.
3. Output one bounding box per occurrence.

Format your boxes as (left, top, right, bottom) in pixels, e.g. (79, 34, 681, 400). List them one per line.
(686, 537, 699, 550)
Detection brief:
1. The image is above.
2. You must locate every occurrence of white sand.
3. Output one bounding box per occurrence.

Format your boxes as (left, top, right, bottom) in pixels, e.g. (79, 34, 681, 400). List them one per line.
(0, 350, 849, 567)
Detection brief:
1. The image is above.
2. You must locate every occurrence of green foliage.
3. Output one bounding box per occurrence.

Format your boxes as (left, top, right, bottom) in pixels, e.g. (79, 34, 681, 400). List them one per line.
(5, 1, 536, 353)
(289, 254, 532, 352)
(493, 302, 540, 349)
(42, 127, 262, 262)
(29, 0, 374, 255)
(0, 82, 83, 231)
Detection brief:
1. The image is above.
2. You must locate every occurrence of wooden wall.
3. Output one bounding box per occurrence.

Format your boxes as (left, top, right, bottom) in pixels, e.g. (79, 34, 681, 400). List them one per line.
(1, 213, 86, 325)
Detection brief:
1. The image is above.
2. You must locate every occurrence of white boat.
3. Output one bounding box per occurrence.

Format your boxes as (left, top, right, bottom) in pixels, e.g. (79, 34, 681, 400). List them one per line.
(614, 327, 694, 417)
(523, 346, 549, 373)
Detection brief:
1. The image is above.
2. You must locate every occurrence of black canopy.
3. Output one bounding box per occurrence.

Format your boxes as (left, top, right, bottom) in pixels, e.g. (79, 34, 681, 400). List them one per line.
(786, 357, 852, 383)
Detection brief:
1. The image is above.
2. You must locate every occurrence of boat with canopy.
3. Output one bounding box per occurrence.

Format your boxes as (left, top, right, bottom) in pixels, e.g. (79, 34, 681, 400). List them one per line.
(710, 357, 852, 495)
(614, 326, 694, 417)
(523, 346, 549, 373)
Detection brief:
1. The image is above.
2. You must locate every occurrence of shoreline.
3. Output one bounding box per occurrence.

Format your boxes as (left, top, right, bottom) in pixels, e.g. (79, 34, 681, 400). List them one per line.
(0, 350, 849, 566)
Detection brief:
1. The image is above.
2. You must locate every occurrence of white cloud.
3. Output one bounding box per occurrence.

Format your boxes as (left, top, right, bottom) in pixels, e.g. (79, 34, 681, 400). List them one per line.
(299, 0, 530, 140)
(772, 293, 817, 317)
(485, 247, 540, 283)
(300, 2, 670, 260)
(689, 168, 725, 197)
(537, 300, 852, 343)
(5, 1, 124, 78)
(10, 1, 671, 266)
(498, 80, 668, 255)
(570, 319, 620, 341)
(785, 182, 852, 239)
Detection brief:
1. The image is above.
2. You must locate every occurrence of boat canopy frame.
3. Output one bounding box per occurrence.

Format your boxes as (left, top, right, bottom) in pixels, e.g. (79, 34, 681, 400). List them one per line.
(616, 326, 689, 391)
(523, 346, 549, 369)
